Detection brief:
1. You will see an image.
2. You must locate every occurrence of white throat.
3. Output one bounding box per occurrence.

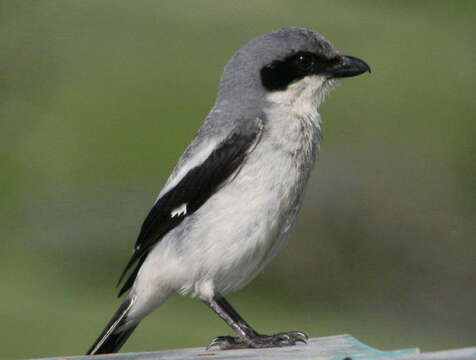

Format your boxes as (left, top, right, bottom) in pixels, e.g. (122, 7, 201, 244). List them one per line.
(265, 75, 337, 121)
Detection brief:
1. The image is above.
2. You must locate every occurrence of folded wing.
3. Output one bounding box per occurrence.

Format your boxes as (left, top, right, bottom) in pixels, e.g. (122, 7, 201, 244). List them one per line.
(117, 121, 263, 296)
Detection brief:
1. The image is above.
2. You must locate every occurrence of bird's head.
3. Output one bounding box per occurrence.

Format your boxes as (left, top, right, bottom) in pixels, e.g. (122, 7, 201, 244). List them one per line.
(217, 27, 370, 112)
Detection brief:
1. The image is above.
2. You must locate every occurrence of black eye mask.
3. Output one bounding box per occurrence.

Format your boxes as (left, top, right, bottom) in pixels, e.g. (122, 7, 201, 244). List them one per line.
(260, 51, 338, 91)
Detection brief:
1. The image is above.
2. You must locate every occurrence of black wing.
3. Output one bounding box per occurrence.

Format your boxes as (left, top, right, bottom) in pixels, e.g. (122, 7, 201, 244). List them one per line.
(117, 124, 262, 296)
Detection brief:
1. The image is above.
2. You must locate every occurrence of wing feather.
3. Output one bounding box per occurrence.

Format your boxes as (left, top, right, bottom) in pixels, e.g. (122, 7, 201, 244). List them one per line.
(117, 121, 263, 296)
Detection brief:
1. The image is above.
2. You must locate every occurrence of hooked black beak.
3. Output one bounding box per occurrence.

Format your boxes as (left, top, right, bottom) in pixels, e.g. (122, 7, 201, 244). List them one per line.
(324, 55, 371, 78)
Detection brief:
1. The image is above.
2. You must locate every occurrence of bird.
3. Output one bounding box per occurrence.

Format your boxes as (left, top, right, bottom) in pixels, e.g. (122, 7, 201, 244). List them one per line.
(86, 27, 370, 355)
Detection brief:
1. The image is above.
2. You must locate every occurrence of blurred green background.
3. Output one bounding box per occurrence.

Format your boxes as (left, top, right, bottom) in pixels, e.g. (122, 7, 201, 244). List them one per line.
(1, 1, 475, 359)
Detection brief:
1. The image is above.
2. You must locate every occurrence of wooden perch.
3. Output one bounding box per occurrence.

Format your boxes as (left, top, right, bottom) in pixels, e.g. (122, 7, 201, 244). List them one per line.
(31, 335, 476, 360)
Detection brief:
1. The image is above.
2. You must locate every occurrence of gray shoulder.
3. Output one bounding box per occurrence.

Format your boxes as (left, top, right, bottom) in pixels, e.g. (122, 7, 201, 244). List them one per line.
(157, 111, 264, 200)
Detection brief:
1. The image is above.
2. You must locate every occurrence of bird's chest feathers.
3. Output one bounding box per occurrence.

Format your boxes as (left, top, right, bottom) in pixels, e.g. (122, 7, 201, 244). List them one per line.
(263, 86, 322, 166)
(251, 79, 325, 221)
(259, 110, 319, 212)
(265, 111, 320, 161)
(243, 95, 321, 220)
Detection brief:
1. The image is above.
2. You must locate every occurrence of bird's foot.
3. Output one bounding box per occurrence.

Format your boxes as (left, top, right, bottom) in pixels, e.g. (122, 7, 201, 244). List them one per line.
(207, 331, 308, 350)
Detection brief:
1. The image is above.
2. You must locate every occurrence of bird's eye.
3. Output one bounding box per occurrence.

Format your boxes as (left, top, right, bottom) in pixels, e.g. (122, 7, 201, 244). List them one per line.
(260, 52, 318, 91)
(294, 53, 315, 71)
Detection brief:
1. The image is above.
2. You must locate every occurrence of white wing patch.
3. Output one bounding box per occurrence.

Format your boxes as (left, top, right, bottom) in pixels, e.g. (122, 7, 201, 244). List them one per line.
(171, 203, 188, 218)
(157, 140, 219, 202)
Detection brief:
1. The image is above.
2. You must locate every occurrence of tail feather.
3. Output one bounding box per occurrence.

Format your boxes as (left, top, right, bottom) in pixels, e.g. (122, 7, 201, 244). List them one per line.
(86, 297, 138, 355)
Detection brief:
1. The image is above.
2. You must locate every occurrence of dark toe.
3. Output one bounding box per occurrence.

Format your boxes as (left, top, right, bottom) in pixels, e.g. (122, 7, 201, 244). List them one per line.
(281, 331, 308, 343)
(249, 331, 308, 348)
(207, 331, 308, 350)
(206, 336, 246, 350)
(271, 333, 296, 346)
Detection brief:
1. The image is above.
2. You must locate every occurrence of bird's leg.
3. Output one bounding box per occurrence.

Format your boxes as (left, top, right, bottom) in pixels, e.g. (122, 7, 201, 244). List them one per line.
(203, 295, 308, 350)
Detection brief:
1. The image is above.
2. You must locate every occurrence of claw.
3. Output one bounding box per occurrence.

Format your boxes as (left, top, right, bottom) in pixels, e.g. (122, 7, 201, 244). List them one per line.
(207, 336, 230, 350)
(206, 336, 246, 350)
(288, 331, 309, 343)
(274, 333, 295, 346)
(206, 338, 220, 350)
(205, 331, 308, 350)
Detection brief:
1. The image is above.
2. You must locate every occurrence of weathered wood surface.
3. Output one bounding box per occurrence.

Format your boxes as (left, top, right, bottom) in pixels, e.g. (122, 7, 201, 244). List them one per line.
(32, 335, 476, 360)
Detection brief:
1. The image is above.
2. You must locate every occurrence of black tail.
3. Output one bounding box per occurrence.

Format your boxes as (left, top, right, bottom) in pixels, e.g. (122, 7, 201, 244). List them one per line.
(86, 297, 138, 355)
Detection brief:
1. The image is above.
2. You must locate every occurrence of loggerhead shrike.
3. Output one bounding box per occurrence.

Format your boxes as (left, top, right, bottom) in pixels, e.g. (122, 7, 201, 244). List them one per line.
(86, 27, 370, 354)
